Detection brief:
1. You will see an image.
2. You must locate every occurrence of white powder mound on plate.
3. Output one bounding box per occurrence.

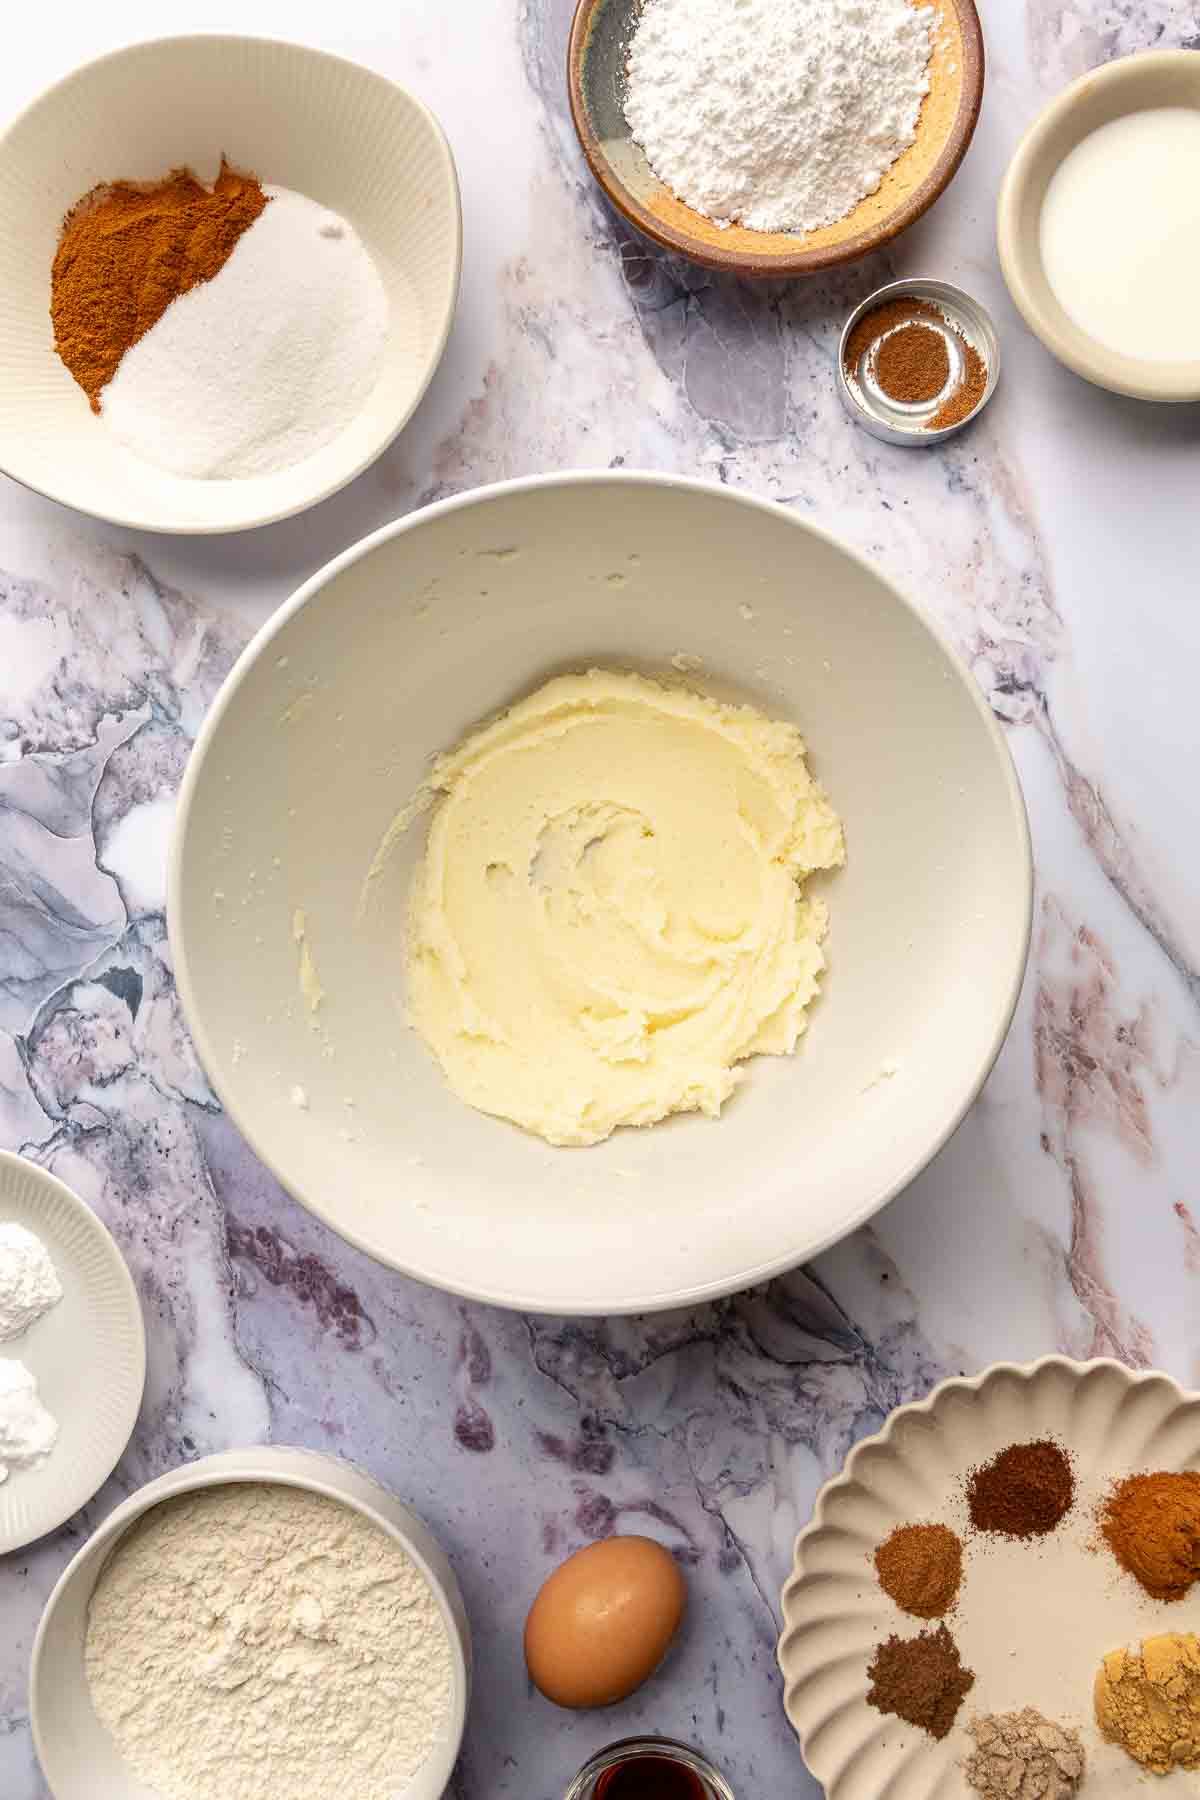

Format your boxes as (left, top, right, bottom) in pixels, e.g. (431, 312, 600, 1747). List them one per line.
(85, 1483, 454, 1800)
(0, 1222, 62, 1341)
(624, 0, 935, 235)
(101, 188, 389, 480)
(0, 1358, 58, 1482)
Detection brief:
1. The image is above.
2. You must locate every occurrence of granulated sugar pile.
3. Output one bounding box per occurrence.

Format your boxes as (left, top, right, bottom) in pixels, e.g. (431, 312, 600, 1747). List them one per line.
(103, 187, 388, 479)
(624, 0, 935, 234)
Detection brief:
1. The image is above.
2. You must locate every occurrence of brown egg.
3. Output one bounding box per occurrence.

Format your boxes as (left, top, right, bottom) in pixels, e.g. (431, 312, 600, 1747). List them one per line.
(524, 1535, 687, 1709)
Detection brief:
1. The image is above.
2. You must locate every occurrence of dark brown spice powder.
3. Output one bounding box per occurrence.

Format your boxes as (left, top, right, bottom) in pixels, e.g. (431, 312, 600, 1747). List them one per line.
(843, 297, 942, 376)
(866, 1622, 975, 1739)
(874, 324, 950, 406)
(967, 1439, 1074, 1538)
(930, 337, 987, 430)
(874, 1522, 963, 1618)
(844, 295, 989, 431)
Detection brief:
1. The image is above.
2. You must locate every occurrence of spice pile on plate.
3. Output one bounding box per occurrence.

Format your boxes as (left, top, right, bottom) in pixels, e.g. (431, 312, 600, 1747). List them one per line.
(1100, 1469, 1200, 1599)
(965, 1709, 1086, 1800)
(1094, 1632, 1200, 1773)
(966, 1438, 1075, 1538)
(51, 161, 388, 479)
(874, 1522, 963, 1618)
(867, 1623, 974, 1740)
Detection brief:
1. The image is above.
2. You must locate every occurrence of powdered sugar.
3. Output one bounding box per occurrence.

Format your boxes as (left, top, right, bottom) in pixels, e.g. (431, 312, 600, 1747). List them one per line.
(0, 1222, 61, 1341)
(624, 0, 935, 235)
(102, 187, 389, 480)
(0, 1358, 58, 1483)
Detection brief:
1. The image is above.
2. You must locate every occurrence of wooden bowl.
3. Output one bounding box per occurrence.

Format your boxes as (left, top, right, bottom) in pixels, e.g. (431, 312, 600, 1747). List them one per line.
(567, 0, 985, 277)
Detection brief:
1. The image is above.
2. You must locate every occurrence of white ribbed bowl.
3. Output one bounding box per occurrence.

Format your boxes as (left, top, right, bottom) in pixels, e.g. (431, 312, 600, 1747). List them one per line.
(778, 1357, 1200, 1800)
(0, 1150, 145, 1555)
(0, 35, 461, 532)
(31, 1445, 472, 1800)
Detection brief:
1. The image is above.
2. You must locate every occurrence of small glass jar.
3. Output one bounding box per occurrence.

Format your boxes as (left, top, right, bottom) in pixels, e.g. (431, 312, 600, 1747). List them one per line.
(563, 1736, 735, 1800)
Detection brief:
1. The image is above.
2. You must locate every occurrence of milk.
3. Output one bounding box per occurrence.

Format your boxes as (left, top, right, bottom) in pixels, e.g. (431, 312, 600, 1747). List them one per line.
(1039, 106, 1200, 363)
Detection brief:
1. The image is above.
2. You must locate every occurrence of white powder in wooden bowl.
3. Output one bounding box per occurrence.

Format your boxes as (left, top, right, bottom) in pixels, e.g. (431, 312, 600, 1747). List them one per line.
(624, 0, 935, 234)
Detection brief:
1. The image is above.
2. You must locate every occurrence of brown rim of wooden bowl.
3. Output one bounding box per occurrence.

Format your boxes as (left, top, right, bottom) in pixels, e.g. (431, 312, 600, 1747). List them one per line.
(567, 0, 985, 277)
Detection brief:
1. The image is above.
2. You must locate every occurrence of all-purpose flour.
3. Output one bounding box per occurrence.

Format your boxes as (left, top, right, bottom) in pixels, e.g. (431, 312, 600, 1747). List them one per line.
(85, 1483, 453, 1800)
(624, 0, 935, 234)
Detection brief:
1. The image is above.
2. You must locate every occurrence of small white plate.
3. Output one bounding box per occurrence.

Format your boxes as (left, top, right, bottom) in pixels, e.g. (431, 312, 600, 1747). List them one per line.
(778, 1357, 1200, 1800)
(0, 1151, 145, 1555)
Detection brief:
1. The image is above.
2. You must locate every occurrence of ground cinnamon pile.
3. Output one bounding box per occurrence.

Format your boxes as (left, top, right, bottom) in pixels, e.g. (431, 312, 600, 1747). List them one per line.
(843, 296, 943, 371)
(930, 338, 987, 430)
(966, 1440, 1074, 1538)
(866, 1622, 975, 1739)
(843, 294, 989, 433)
(1101, 1470, 1200, 1600)
(875, 324, 950, 405)
(874, 1523, 963, 1618)
(51, 162, 268, 410)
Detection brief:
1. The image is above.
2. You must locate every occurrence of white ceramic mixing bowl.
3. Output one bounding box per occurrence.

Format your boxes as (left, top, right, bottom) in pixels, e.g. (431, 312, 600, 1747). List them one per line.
(0, 35, 461, 532)
(170, 473, 1032, 1314)
(31, 1445, 471, 1800)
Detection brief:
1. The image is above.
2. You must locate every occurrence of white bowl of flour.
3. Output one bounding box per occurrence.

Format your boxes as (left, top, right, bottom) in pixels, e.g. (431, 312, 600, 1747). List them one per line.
(30, 1445, 471, 1800)
(0, 36, 461, 532)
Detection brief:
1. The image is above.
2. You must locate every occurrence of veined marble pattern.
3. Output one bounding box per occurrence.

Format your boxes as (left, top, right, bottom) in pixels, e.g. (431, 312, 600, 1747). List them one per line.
(2, 2, 1200, 1796)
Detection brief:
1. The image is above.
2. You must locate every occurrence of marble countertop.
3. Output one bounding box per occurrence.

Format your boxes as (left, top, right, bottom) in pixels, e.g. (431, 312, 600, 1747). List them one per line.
(3, 2, 1199, 1795)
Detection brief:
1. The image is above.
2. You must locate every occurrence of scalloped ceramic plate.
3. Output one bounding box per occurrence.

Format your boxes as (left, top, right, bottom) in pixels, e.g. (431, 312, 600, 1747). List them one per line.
(0, 1152, 145, 1553)
(779, 1357, 1200, 1799)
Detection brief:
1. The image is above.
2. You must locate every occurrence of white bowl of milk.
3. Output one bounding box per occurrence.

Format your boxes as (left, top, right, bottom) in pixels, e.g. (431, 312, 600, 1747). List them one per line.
(998, 49, 1200, 401)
